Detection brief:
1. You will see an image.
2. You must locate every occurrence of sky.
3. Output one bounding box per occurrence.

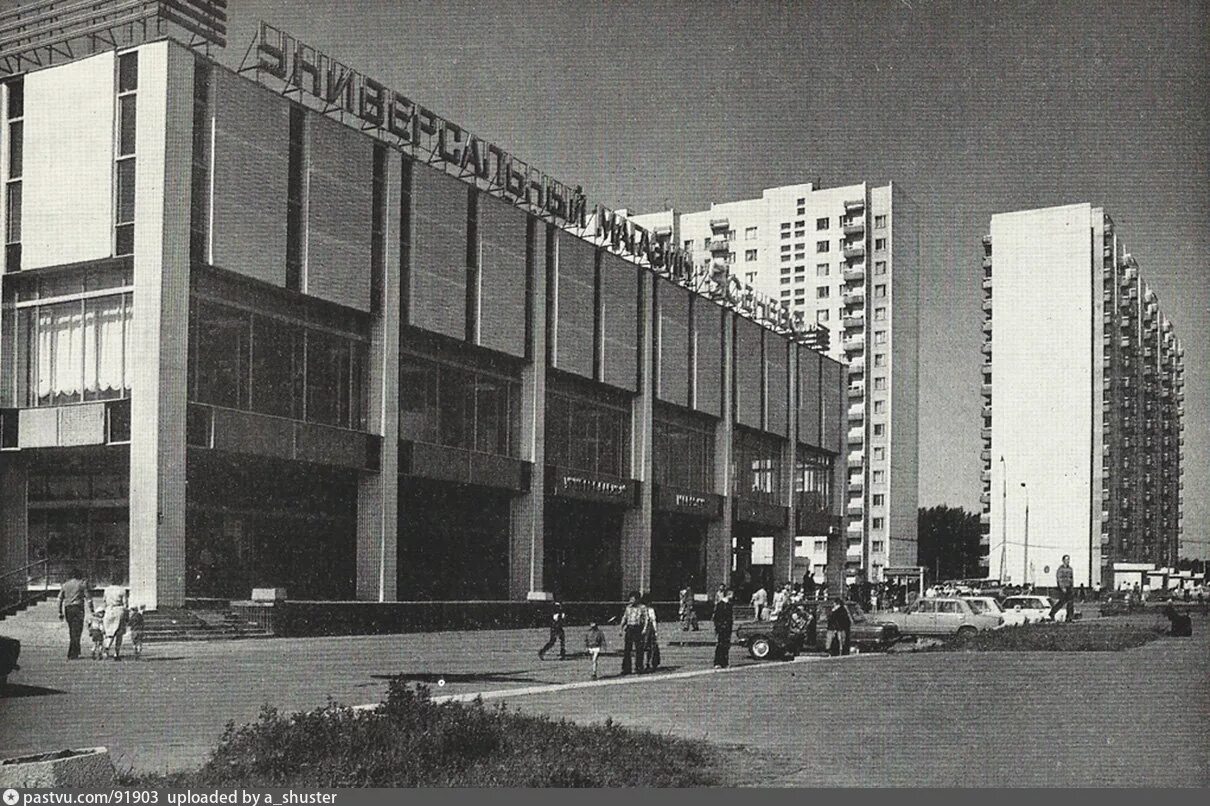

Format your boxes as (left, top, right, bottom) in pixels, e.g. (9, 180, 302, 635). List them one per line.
(227, 0, 1208, 559)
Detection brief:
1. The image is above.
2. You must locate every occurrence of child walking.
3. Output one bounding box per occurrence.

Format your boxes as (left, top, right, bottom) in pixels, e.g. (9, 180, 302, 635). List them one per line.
(88, 610, 105, 660)
(126, 604, 146, 659)
(584, 622, 607, 679)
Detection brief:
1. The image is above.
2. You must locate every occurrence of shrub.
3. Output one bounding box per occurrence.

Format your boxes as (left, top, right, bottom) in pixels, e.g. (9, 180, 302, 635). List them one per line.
(933, 622, 1165, 652)
(129, 678, 722, 787)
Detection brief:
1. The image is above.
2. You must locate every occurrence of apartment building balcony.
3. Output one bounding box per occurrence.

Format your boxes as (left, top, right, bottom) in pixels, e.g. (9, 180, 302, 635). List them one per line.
(979, 511, 991, 526)
(981, 383, 992, 399)
(843, 219, 866, 236)
(843, 265, 866, 283)
(708, 236, 731, 253)
(847, 541, 864, 560)
(845, 198, 865, 212)
(982, 319, 993, 333)
(848, 476, 864, 494)
(981, 469, 991, 484)
(981, 426, 991, 441)
(848, 384, 864, 400)
(709, 216, 729, 231)
(847, 427, 865, 445)
(844, 286, 865, 306)
(843, 310, 865, 329)
(979, 491, 990, 507)
(847, 450, 864, 466)
(982, 293, 993, 312)
(847, 499, 864, 516)
(981, 341, 992, 356)
(981, 254, 992, 270)
(847, 402, 865, 421)
(981, 234, 992, 251)
(980, 449, 991, 463)
(848, 355, 866, 373)
(843, 243, 866, 261)
(843, 332, 865, 352)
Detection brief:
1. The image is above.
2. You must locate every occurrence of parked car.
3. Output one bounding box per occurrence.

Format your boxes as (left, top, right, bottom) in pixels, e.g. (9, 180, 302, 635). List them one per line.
(734, 601, 900, 660)
(961, 595, 1027, 627)
(0, 635, 19, 688)
(877, 597, 1003, 637)
(1001, 594, 1067, 623)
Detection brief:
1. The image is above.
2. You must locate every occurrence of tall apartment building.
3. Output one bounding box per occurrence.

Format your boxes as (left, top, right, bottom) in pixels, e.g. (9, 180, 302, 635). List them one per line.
(633, 182, 918, 582)
(981, 204, 1185, 588)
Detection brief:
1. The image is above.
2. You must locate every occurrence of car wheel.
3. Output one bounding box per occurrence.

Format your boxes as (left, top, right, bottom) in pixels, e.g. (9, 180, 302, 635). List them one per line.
(956, 625, 977, 639)
(748, 636, 773, 660)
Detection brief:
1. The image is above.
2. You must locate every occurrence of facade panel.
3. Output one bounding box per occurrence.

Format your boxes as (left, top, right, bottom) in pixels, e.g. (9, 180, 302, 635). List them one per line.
(735, 317, 763, 429)
(306, 114, 373, 311)
(599, 253, 639, 391)
(553, 233, 595, 378)
(820, 358, 843, 455)
(22, 51, 116, 269)
(211, 69, 289, 286)
(694, 299, 723, 416)
(797, 346, 822, 447)
(409, 162, 468, 339)
(656, 278, 690, 407)
(766, 335, 789, 437)
(477, 192, 528, 357)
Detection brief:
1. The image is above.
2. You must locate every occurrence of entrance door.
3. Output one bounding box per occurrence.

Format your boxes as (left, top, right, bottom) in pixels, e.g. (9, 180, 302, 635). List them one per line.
(651, 513, 707, 600)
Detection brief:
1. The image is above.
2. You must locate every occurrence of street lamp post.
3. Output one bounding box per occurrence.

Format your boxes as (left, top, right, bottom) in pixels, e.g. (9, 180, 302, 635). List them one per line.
(1021, 481, 1030, 587)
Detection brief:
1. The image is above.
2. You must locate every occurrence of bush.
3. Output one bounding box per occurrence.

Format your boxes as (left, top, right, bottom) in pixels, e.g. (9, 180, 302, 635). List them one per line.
(932, 622, 1165, 652)
(128, 678, 722, 787)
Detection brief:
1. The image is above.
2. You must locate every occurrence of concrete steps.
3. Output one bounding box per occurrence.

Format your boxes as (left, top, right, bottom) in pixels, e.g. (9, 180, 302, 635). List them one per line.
(0, 597, 272, 644)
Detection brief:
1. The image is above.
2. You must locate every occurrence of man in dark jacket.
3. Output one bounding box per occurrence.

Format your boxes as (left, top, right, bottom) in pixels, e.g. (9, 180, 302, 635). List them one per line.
(538, 602, 566, 660)
(712, 588, 734, 668)
(57, 569, 94, 660)
(1049, 555, 1075, 621)
(619, 592, 648, 675)
(826, 598, 852, 656)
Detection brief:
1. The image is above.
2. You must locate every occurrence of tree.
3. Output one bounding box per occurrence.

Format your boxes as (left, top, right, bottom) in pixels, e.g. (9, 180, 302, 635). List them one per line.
(917, 505, 983, 582)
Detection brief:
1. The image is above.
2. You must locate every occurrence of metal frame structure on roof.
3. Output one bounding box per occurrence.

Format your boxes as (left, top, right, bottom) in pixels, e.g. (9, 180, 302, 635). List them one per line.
(0, 0, 226, 75)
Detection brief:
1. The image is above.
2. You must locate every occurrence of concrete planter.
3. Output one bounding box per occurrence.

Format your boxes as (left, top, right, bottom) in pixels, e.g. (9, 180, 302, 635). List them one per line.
(0, 747, 115, 788)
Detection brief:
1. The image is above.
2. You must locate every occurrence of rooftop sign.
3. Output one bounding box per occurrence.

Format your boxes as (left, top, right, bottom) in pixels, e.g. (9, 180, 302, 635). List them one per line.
(243, 20, 816, 343)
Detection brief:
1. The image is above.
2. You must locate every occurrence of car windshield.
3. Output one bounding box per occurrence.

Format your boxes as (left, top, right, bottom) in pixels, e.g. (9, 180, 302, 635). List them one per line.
(967, 599, 999, 614)
(1003, 598, 1033, 609)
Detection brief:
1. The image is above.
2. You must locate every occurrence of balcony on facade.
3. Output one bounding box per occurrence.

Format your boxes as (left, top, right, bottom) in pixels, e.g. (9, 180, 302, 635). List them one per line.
(845, 198, 865, 212)
(848, 476, 864, 494)
(847, 401, 865, 420)
(982, 319, 993, 334)
(843, 310, 865, 330)
(844, 286, 866, 307)
(708, 235, 731, 253)
(982, 254, 992, 270)
(843, 265, 865, 283)
(847, 499, 864, 517)
(848, 354, 866, 374)
(847, 449, 864, 467)
(843, 218, 865, 237)
(709, 216, 729, 231)
(842, 332, 865, 354)
(981, 383, 992, 399)
(843, 243, 866, 261)
(847, 426, 865, 446)
(981, 341, 992, 356)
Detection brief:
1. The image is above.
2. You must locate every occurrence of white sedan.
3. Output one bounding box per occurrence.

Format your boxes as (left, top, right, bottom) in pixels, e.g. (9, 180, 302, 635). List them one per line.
(962, 596, 1028, 627)
(1001, 595, 1067, 623)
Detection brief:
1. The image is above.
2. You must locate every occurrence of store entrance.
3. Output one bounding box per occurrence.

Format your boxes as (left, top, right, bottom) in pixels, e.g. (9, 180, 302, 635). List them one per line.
(731, 522, 775, 603)
(650, 513, 708, 600)
(544, 499, 623, 601)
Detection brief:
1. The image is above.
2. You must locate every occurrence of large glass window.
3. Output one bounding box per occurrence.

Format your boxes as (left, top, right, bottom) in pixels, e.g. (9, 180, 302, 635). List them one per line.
(18, 294, 133, 406)
(732, 428, 784, 503)
(795, 447, 834, 513)
(546, 390, 629, 478)
(654, 412, 714, 491)
(114, 53, 137, 257)
(190, 299, 366, 430)
(398, 355, 516, 456)
(6, 76, 24, 271)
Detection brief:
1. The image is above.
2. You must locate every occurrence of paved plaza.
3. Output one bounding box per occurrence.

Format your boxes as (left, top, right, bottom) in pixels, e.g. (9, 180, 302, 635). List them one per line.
(2, 612, 1207, 786)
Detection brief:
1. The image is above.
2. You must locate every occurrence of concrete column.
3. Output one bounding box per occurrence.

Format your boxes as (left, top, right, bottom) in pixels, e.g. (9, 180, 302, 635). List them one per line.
(355, 152, 401, 601)
(621, 273, 654, 596)
(773, 345, 799, 586)
(128, 43, 193, 610)
(705, 311, 734, 594)
(510, 220, 548, 600)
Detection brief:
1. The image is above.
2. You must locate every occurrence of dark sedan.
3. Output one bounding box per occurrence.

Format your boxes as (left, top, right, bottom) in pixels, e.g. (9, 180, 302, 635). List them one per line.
(734, 601, 899, 660)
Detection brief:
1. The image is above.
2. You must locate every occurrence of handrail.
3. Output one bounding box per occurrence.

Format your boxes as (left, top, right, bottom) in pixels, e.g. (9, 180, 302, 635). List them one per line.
(1, 557, 49, 613)
(0, 557, 48, 585)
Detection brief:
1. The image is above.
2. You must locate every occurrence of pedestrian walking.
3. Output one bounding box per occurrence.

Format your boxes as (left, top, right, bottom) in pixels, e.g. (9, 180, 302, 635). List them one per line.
(643, 598, 661, 670)
(751, 586, 768, 621)
(826, 597, 852, 657)
(56, 568, 94, 660)
(538, 602, 566, 660)
(101, 583, 127, 660)
(584, 622, 607, 679)
(126, 604, 145, 660)
(87, 610, 105, 660)
(1049, 555, 1075, 622)
(679, 585, 699, 631)
(619, 592, 648, 675)
(712, 588, 734, 669)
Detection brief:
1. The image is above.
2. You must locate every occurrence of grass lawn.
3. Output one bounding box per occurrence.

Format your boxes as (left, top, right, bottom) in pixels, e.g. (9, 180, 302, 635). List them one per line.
(931, 620, 1167, 652)
(124, 677, 728, 787)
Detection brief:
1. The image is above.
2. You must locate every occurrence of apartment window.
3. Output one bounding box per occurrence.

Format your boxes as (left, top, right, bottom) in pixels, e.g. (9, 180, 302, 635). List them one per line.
(873, 423, 885, 436)
(286, 105, 308, 290)
(874, 260, 887, 275)
(114, 52, 138, 257)
(5, 76, 23, 271)
(796, 197, 805, 206)
(683, 240, 692, 250)
(780, 277, 790, 285)
(780, 266, 791, 276)
(814, 263, 829, 277)
(781, 290, 790, 298)
(875, 237, 887, 251)
(744, 249, 757, 261)
(781, 244, 791, 253)
(873, 376, 887, 391)
(872, 516, 884, 529)
(744, 226, 758, 241)
(872, 471, 885, 485)
(874, 307, 886, 321)
(874, 330, 887, 345)
(703, 237, 710, 248)
(816, 310, 829, 323)
(796, 206, 805, 217)
(816, 217, 829, 230)
(874, 214, 887, 229)
(875, 284, 887, 298)
(872, 494, 885, 507)
(816, 241, 830, 253)
(795, 288, 806, 298)
(872, 540, 885, 553)
(874, 353, 886, 368)
(873, 400, 885, 414)
(872, 447, 885, 461)
(781, 254, 791, 263)
(816, 286, 830, 299)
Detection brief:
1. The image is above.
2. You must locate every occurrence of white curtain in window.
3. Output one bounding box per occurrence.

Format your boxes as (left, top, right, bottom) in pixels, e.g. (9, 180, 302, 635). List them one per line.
(38, 302, 84, 403)
(83, 295, 127, 396)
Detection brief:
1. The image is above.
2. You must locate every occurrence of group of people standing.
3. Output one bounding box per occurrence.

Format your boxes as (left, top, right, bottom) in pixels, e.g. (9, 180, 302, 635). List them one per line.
(57, 569, 144, 662)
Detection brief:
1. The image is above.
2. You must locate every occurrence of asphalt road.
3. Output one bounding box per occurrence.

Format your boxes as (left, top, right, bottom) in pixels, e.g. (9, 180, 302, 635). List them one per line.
(2, 612, 1206, 786)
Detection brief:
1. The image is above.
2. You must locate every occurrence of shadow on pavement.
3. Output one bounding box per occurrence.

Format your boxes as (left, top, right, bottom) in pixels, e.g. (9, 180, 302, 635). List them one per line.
(1, 683, 66, 699)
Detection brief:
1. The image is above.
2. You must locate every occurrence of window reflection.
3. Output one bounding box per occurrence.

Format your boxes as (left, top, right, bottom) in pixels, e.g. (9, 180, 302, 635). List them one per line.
(545, 390, 629, 478)
(732, 429, 785, 504)
(654, 415, 714, 491)
(398, 355, 516, 457)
